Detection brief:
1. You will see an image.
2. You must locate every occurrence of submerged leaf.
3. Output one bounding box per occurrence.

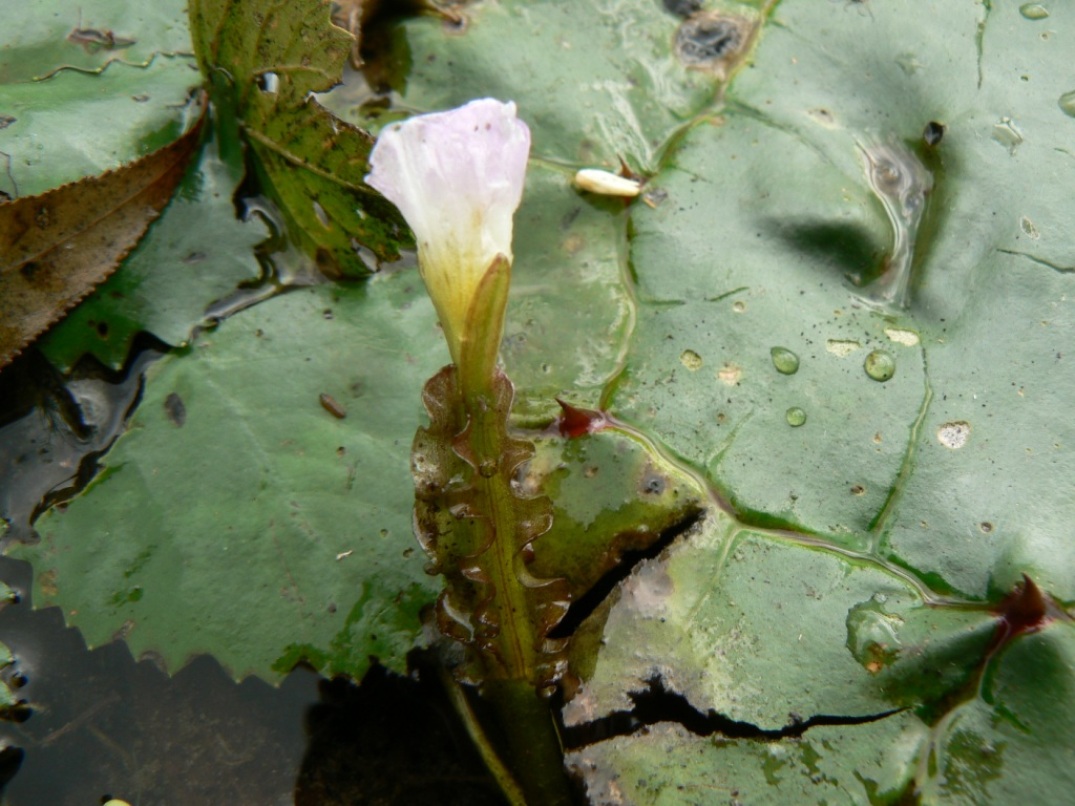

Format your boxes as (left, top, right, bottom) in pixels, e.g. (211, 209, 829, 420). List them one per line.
(188, 0, 410, 277)
(414, 366, 571, 688)
(0, 111, 203, 368)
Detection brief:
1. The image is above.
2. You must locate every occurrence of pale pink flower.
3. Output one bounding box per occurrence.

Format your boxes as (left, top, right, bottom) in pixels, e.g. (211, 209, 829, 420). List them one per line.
(366, 99, 530, 366)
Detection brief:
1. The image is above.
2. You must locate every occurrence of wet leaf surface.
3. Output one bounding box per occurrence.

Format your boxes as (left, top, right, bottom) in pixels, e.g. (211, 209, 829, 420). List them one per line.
(0, 0, 201, 201)
(0, 117, 203, 368)
(557, 0, 1075, 798)
(0, 0, 191, 84)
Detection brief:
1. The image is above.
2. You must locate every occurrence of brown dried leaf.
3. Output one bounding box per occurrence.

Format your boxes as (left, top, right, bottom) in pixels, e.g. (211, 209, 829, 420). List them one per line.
(0, 108, 204, 369)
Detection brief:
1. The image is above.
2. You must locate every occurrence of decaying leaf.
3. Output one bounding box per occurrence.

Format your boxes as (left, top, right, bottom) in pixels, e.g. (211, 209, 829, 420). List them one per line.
(0, 107, 204, 369)
(188, 0, 410, 277)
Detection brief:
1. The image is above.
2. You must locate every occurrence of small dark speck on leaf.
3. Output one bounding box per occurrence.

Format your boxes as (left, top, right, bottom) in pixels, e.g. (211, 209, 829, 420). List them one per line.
(0, 115, 16, 130)
(675, 12, 748, 67)
(164, 392, 186, 427)
(663, 0, 703, 18)
(641, 473, 666, 495)
(320, 393, 347, 419)
(923, 121, 945, 146)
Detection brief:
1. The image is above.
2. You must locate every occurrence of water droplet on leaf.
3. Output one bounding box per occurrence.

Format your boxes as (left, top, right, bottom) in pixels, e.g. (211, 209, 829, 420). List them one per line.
(1058, 90, 1075, 118)
(785, 407, 807, 427)
(864, 350, 896, 381)
(770, 347, 800, 375)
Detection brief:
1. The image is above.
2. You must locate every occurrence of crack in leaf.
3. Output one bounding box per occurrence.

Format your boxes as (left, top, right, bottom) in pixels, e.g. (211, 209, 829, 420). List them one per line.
(997, 248, 1075, 274)
(562, 676, 904, 749)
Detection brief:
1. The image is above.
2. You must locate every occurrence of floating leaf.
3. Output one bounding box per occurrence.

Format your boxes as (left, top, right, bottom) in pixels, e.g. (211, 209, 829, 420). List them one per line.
(560, 0, 1075, 796)
(0, 0, 202, 201)
(0, 0, 191, 84)
(0, 113, 203, 368)
(10, 278, 443, 681)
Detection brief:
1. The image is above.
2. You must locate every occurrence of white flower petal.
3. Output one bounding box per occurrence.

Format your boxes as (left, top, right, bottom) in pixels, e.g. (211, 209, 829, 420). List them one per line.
(366, 99, 530, 363)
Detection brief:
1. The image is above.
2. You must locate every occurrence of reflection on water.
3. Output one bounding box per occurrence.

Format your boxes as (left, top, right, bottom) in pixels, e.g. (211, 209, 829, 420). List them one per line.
(0, 559, 316, 805)
(0, 577, 504, 805)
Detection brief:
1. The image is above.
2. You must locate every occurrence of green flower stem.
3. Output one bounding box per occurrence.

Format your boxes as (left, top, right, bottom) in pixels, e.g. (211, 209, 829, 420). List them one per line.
(463, 381, 541, 681)
(439, 665, 528, 806)
(454, 373, 575, 805)
(483, 679, 575, 806)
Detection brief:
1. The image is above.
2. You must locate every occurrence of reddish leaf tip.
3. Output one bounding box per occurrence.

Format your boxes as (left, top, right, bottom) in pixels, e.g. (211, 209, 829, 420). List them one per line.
(555, 399, 608, 438)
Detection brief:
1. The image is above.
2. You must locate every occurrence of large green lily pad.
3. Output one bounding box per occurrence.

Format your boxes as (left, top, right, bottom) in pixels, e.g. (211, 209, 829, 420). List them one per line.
(12, 277, 445, 681)
(613, 0, 1075, 597)
(561, 0, 1075, 798)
